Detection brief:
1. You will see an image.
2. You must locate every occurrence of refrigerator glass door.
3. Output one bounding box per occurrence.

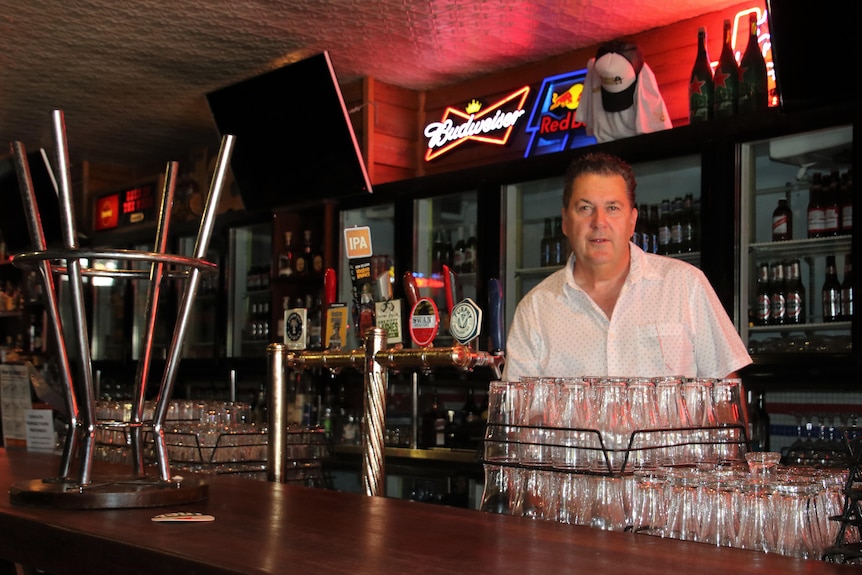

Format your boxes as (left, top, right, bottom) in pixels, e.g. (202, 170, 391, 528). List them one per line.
(339, 203, 395, 350)
(413, 192, 478, 348)
(177, 236, 219, 358)
(227, 222, 272, 357)
(738, 124, 852, 355)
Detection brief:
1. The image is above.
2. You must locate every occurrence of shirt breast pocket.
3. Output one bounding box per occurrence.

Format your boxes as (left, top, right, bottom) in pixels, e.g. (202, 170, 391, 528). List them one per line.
(636, 323, 695, 376)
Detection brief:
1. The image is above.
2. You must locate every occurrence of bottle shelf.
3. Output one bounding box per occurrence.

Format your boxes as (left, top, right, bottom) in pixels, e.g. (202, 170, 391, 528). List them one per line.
(748, 321, 851, 333)
(749, 236, 851, 258)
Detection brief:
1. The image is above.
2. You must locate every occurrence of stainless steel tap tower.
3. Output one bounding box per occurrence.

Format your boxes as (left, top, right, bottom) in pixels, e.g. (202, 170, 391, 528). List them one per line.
(267, 332, 503, 496)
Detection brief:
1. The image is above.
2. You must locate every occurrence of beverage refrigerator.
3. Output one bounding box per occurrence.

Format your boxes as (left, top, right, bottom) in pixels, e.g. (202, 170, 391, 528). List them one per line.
(501, 154, 704, 335)
(737, 122, 855, 375)
(226, 220, 271, 358)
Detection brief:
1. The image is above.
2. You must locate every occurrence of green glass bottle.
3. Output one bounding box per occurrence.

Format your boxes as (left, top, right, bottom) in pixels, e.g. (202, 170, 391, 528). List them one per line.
(688, 27, 714, 123)
(738, 13, 768, 114)
(713, 19, 739, 119)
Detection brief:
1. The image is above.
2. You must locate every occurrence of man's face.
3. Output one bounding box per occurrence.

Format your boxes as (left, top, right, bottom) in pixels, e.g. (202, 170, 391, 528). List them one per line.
(562, 172, 637, 269)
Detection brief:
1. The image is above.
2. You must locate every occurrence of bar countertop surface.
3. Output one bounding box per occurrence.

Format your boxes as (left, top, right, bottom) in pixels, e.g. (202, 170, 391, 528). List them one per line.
(0, 448, 858, 575)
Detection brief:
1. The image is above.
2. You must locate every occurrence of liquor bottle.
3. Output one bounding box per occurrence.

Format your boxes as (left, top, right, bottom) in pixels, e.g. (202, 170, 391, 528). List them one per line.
(421, 390, 448, 448)
(453, 226, 466, 273)
(432, 230, 446, 274)
(841, 253, 854, 321)
(770, 261, 786, 325)
(737, 12, 768, 114)
(311, 241, 325, 277)
(807, 173, 825, 239)
(753, 262, 771, 326)
(681, 193, 695, 252)
(669, 196, 684, 254)
(771, 197, 793, 241)
(785, 259, 806, 325)
(657, 198, 672, 255)
(649, 204, 660, 254)
(540, 218, 553, 267)
(823, 171, 841, 237)
(713, 19, 739, 119)
(552, 216, 565, 265)
(307, 293, 323, 349)
(689, 26, 714, 123)
(840, 170, 853, 235)
(822, 254, 842, 322)
(444, 229, 454, 270)
(278, 231, 295, 277)
(459, 387, 481, 426)
(747, 391, 770, 452)
(465, 223, 477, 273)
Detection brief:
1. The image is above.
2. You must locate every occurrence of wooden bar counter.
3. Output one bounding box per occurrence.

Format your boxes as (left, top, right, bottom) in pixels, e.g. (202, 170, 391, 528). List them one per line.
(0, 448, 856, 575)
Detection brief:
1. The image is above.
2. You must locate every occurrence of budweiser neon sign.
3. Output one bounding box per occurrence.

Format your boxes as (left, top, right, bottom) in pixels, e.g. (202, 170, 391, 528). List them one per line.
(423, 86, 530, 161)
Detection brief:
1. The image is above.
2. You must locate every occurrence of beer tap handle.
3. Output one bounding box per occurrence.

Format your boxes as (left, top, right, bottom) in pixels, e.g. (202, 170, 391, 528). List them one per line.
(442, 264, 456, 315)
(403, 271, 420, 308)
(488, 277, 504, 355)
(324, 267, 337, 314)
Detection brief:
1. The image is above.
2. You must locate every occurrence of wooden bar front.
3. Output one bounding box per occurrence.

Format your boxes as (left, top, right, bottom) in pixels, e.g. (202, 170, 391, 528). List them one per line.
(0, 449, 856, 575)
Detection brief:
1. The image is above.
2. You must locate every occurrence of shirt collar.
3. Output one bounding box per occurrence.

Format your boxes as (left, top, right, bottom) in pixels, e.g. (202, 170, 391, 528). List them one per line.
(563, 242, 660, 296)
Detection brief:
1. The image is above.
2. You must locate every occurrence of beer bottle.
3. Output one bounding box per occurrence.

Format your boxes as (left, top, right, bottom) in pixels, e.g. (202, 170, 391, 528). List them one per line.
(754, 262, 771, 326)
(649, 204, 660, 254)
(681, 193, 695, 252)
(841, 254, 854, 321)
(638, 203, 652, 253)
(713, 19, 739, 119)
(689, 27, 714, 123)
(552, 216, 565, 265)
(540, 218, 553, 267)
(747, 391, 770, 452)
(785, 259, 806, 324)
(771, 196, 793, 241)
(840, 170, 853, 235)
(823, 171, 841, 237)
(670, 196, 684, 254)
(453, 226, 466, 273)
(633, 204, 647, 252)
(738, 12, 768, 114)
(770, 261, 786, 325)
(807, 173, 825, 239)
(432, 230, 446, 274)
(278, 231, 295, 277)
(657, 199, 672, 255)
(465, 223, 477, 273)
(822, 255, 842, 322)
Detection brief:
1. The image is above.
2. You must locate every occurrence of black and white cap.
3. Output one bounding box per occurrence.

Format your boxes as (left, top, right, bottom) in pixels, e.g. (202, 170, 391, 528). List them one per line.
(593, 41, 644, 112)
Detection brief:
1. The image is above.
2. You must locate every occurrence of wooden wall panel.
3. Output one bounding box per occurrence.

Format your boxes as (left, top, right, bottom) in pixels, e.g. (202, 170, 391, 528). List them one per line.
(346, 0, 762, 182)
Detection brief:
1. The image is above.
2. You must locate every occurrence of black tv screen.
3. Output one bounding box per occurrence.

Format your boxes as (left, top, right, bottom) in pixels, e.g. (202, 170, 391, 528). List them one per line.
(206, 51, 373, 211)
(0, 149, 63, 255)
(767, 0, 857, 113)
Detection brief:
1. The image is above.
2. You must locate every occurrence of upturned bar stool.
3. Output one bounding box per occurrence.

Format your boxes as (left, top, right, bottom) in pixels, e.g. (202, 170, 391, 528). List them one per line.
(7, 109, 234, 508)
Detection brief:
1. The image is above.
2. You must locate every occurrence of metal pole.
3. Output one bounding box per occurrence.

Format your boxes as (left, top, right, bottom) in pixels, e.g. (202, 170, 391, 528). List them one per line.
(362, 328, 387, 497)
(267, 344, 288, 483)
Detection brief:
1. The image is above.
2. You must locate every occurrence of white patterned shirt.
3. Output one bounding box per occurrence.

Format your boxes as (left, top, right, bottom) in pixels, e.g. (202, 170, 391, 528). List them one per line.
(502, 244, 751, 381)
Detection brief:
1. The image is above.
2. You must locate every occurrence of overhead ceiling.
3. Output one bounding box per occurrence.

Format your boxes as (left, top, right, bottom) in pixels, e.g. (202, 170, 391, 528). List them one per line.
(0, 0, 743, 169)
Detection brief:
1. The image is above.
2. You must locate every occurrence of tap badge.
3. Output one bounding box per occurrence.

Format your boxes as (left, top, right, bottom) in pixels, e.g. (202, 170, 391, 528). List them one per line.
(450, 298, 482, 346)
(284, 308, 307, 351)
(409, 297, 439, 347)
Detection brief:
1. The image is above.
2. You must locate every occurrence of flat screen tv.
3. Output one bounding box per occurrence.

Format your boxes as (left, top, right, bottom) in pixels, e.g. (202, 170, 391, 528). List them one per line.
(766, 0, 857, 113)
(0, 148, 64, 255)
(206, 51, 373, 211)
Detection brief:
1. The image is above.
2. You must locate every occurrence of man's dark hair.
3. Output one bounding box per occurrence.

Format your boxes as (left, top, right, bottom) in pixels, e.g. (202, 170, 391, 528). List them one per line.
(563, 152, 637, 208)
